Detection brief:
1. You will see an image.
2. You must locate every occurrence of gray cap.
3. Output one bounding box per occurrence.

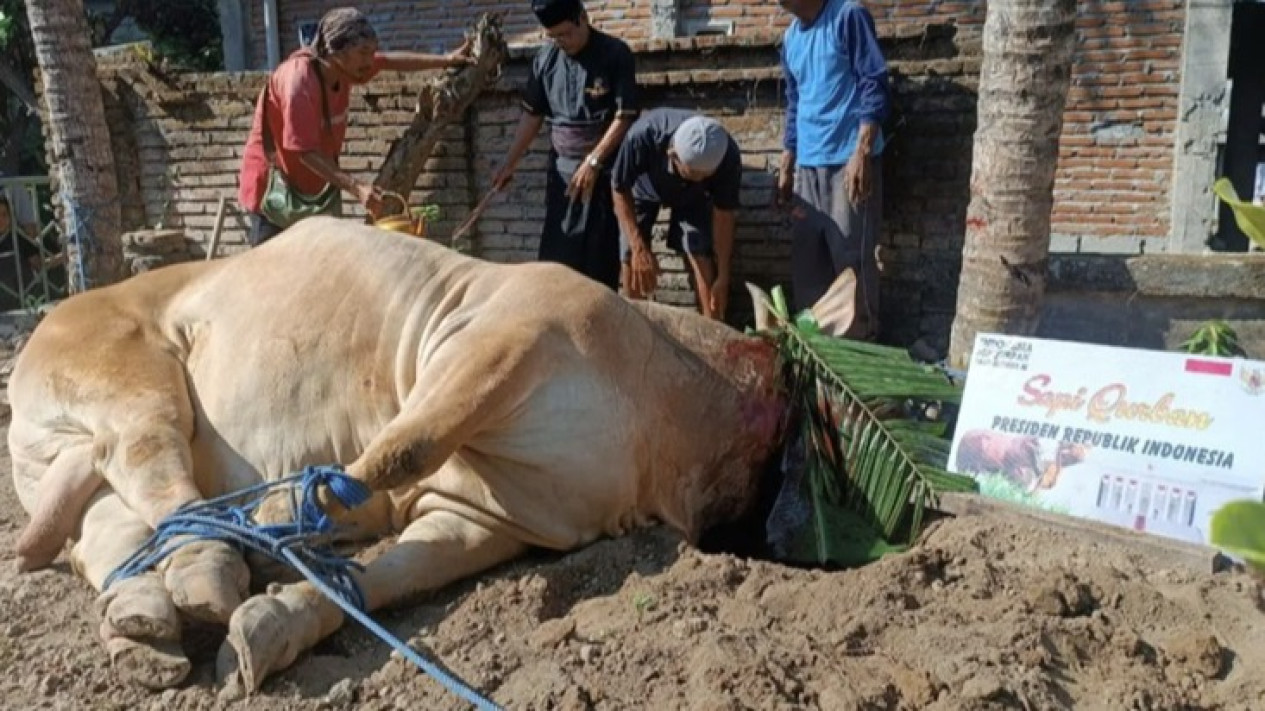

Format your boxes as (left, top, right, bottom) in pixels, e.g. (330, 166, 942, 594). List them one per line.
(671, 116, 729, 176)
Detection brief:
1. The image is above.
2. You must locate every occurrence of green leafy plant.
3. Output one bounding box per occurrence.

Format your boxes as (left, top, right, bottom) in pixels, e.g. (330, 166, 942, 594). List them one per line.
(410, 204, 441, 223)
(631, 591, 657, 616)
(1209, 500, 1265, 575)
(764, 286, 978, 567)
(1212, 177, 1265, 250)
(0, 7, 14, 43)
(0, 0, 46, 176)
(1180, 320, 1245, 358)
(90, 1, 223, 71)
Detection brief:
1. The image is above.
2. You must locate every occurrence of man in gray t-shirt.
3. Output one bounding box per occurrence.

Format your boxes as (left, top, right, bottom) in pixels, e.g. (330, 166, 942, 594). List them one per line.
(611, 108, 742, 320)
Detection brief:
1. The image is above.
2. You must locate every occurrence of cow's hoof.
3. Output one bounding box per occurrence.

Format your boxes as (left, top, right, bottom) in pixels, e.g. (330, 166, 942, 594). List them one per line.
(216, 585, 345, 695)
(215, 595, 295, 694)
(107, 636, 192, 689)
(163, 539, 250, 625)
(14, 534, 61, 573)
(97, 575, 181, 641)
(252, 486, 298, 527)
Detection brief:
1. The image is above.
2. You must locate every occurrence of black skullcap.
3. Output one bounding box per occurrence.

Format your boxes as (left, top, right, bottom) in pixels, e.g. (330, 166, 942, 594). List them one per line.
(532, 0, 584, 28)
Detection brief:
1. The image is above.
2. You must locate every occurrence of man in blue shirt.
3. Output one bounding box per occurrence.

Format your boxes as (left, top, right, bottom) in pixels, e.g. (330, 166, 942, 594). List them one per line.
(777, 0, 889, 341)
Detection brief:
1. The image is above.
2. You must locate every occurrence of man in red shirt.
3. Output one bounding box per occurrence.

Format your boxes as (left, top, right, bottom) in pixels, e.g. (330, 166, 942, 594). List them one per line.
(238, 8, 473, 246)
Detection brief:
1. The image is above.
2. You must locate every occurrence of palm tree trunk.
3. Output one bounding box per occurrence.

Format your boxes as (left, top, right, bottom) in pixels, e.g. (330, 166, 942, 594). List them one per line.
(25, 0, 125, 291)
(948, 0, 1077, 369)
(375, 14, 506, 199)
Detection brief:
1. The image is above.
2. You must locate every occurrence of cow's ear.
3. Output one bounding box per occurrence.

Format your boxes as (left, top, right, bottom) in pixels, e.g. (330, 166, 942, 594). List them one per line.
(810, 268, 858, 339)
(745, 282, 775, 332)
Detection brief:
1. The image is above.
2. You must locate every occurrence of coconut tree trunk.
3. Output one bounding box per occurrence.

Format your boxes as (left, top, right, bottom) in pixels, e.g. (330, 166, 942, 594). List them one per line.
(947, 0, 1077, 369)
(25, 0, 125, 291)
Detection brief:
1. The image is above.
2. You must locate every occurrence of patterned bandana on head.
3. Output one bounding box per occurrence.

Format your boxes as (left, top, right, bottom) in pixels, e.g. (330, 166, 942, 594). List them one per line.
(311, 7, 378, 57)
(532, 0, 583, 28)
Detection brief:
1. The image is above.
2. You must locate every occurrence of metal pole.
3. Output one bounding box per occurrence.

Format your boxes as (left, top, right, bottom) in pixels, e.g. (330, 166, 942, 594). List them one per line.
(264, 0, 281, 70)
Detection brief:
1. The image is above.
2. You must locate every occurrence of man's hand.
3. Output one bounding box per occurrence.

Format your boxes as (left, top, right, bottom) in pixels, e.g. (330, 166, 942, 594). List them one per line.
(446, 36, 476, 67)
(491, 163, 516, 191)
(627, 239, 659, 299)
(708, 274, 730, 320)
(844, 150, 872, 207)
(775, 150, 796, 210)
(354, 182, 385, 216)
(566, 160, 598, 202)
(775, 169, 795, 210)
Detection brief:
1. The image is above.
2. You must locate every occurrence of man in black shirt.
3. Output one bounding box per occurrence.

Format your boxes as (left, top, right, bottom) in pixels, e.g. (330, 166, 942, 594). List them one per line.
(611, 108, 742, 319)
(492, 0, 638, 290)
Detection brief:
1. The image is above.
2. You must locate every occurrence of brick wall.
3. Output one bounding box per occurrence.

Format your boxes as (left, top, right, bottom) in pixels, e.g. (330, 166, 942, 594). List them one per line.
(871, 0, 1179, 253)
(79, 1, 1187, 352)
(865, 0, 1179, 253)
(1051, 0, 1183, 253)
(241, 0, 1182, 255)
(89, 32, 979, 348)
(92, 51, 473, 257)
(245, 0, 794, 65)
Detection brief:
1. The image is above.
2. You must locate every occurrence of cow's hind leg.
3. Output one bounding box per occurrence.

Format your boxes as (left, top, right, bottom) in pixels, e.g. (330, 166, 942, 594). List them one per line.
(71, 491, 192, 689)
(217, 509, 525, 695)
(75, 353, 249, 686)
(253, 324, 542, 525)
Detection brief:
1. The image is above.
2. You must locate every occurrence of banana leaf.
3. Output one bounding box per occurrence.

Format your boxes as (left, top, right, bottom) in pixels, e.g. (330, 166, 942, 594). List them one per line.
(763, 286, 978, 567)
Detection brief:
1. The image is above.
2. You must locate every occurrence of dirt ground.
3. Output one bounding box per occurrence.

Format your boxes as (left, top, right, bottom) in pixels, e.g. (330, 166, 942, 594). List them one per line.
(0, 347, 1263, 710)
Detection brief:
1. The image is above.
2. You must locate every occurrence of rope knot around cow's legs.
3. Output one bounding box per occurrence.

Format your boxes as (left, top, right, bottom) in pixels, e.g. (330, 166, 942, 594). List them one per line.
(105, 465, 372, 610)
(100, 465, 502, 709)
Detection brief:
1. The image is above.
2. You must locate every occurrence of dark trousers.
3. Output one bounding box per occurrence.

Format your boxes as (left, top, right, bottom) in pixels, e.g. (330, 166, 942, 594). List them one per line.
(539, 154, 621, 291)
(249, 212, 285, 247)
(790, 159, 883, 340)
(619, 198, 714, 259)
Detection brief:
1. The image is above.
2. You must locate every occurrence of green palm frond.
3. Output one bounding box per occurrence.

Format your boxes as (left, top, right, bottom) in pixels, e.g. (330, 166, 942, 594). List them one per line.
(765, 286, 977, 565)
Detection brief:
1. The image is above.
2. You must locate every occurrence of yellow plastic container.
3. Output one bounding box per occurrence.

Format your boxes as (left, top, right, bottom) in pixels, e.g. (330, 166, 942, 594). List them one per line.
(372, 191, 427, 238)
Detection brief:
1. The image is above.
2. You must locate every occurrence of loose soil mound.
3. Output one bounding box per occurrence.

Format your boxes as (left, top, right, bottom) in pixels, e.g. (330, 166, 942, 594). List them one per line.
(1, 427, 1261, 710)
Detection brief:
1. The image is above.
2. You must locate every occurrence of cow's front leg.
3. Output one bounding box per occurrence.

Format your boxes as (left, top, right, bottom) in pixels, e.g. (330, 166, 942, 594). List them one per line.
(216, 508, 525, 695)
(345, 326, 540, 493)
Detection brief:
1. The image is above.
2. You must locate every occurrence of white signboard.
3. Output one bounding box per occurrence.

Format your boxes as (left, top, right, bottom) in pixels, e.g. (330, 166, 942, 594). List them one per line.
(949, 334, 1265, 546)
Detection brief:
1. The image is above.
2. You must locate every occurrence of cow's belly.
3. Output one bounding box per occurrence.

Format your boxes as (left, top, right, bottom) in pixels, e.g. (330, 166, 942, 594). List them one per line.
(184, 374, 399, 498)
(181, 324, 643, 547)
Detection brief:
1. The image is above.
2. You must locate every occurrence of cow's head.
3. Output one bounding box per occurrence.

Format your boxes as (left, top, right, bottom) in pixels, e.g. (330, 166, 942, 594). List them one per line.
(1055, 441, 1089, 467)
(1032, 441, 1091, 492)
(661, 272, 864, 549)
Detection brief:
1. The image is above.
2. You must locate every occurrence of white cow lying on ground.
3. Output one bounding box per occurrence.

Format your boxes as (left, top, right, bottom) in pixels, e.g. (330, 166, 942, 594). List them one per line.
(8, 217, 849, 693)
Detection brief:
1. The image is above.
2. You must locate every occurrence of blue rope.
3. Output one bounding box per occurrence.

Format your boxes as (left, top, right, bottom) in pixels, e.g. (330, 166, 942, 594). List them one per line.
(104, 465, 502, 711)
(56, 188, 98, 294)
(283, 548, 502, 711)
